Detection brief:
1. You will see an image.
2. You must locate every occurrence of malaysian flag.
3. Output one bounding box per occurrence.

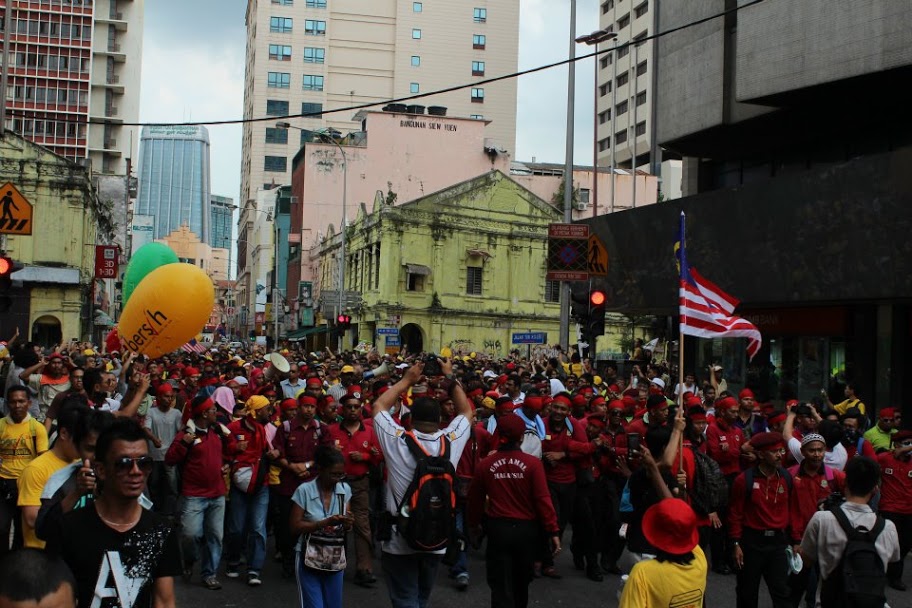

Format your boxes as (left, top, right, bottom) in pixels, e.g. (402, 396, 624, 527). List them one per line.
(180, 338, 208, 355)
(676, 212, 762, 360)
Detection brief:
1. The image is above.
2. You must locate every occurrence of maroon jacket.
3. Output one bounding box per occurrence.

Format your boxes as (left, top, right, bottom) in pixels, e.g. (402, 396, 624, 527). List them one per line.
(165, 425, 230, 498)
(541, 416, 589, 484)
(273, 417, 333, 496)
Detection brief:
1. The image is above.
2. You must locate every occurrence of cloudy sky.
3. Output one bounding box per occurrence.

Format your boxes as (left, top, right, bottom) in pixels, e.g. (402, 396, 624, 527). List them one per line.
(139, 0, 602, 204)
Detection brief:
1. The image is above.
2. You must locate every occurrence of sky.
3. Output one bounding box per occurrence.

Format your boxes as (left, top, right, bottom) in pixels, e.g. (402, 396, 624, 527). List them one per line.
(139, 0, 602, 207)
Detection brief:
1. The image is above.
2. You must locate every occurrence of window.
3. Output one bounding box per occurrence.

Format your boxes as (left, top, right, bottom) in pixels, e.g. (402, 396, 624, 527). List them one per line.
(470, 114, 484, 120)
(270, 17, 293, 33)
(269, 44, 292, 61)
(265, 128, 288, 144)
(473, 8, 487, 22)
(599, 109, 611, 124)
(617, 72, 628, 87)
(302, 102, 323, 117)
(580, 189, 591, 204)
(636, 60, 647, 76)
(615, 129, 627, 145)
(267, 100, 289, 115)
(413, 2, 422, 12)
(473, 34, 486, 49)
(636, 90, 647, 106)
(598, 137, 610, 152)
(599, 82, 611, 97)
(601, 0, 614, 13)
(303, 75, 324, 91)
(471, 87, 484, 103)
(618, 44, 629, 59)
(617, 13, 630, 29)
(634, 2, 648, 18)
(304, 47, 325, 63)
(466, 267, 483, 295)
(617, 100, 628, 116)
(305, 19, 326, 35)
(472, 61, 485, 76)
(634, 31, 648, 42)
(410, 82, 420, 94)
(545, 280, 561, 303)
(306, 0, 326, 6)
(600, 55, 611, 69)
(407, 273, 425, 292)
(268, 72, 291, 88)
(412, 28, 421, 39)
(411, 55, 421, 67)
(635, 121, 646, 137)
(272, 0, 293, 5)
(264, 155, 287, 172)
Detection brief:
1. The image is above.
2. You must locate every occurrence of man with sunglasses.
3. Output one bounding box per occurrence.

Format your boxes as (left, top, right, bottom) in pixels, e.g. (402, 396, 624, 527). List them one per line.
(877, 429, 912, 591)
(45, 417, 181, 608)
(865, 407, 899, 453)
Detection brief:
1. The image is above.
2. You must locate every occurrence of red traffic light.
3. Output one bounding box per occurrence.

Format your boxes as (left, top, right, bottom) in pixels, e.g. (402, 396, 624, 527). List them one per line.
(337, 314, 351, 324)
(0, 258, 10, 275)
(589, 290, 607, 306)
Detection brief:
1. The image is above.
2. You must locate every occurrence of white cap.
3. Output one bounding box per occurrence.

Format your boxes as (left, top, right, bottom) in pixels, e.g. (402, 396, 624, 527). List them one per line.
(232, 376, 249, 386)
(650, 377, 665, 389)
(483, 370, 498, 379)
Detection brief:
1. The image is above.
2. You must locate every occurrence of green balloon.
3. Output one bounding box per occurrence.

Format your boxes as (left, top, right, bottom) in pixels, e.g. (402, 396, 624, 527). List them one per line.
(122, 243, 180, 306)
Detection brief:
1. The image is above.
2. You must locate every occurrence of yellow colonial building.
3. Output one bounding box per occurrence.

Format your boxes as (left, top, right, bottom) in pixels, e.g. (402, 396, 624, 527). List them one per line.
(0, 132, 111, 344)
(314, 171, 565, 357)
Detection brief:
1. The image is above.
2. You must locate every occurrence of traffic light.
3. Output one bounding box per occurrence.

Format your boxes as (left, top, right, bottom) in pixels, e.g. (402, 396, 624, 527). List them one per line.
(0, 255, 22, 313)
(336, 314, 352, 332)
(587, 289, 607, 338)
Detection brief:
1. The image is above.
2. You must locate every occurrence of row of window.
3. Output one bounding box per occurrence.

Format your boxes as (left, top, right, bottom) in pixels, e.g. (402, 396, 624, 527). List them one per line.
(411, 29, 487, 50)
(267, 72, 325, 90)
(269, 17, 325, 35)
(271, 0, 328, 5)
(596, 121, 647, 151)
(406, 268, 561, 300)
(410, 3, 488, 21)
(269, 44, 326, 63)
(265, 99, 323, 117)
(10, 118, 85, 139)
(7, 18, 93, 40)
(602, 0, 648, 20)
(8, 84, 88, 106)
(12, 52, 90, 72)
(598, 61, 647, 96)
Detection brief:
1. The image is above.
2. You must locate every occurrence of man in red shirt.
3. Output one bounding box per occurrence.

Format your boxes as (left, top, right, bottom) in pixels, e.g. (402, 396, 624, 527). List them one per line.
(625, 394, 668, 438)
(729, 432, 791, 608)
(165, 397, 231, 590)
(597, 401, 629, 574)
(467, 414, 559, 608)
(272, 394, 332, 578)
(705, 395, 745, 574)
(327, 392, 380, 587)
(839, 407, 877, 459)
(877, 428, 912, 591)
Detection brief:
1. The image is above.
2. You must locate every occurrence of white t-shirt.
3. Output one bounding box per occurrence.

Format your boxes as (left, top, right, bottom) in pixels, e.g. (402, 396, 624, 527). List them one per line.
(372, 410, 471, 555)
(787, 437, 848, 471)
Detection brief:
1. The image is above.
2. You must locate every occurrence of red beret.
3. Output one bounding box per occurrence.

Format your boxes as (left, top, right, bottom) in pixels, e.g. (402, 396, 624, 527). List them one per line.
(786, 399, 800, 409)
(346, 385, 363, 400)
(622, 395, 637, 408)
(497, 414, 525, 441)
(156, 384, 174, 397)
(571, 395, 588, 408)
(298, 395, 318, 407)
(47, 353, 65, 361)
(739, 388, 755, 400)
(524, 396, 544, 412)
(585, 414, 606, 429)
(578, 386, 594, 396)
(749, 431, 785, 451)
(589, 395, 606, 408)
(608, 399, 625, 412)
(280, 398, 299, 412)
(497, 374, 508, 386)
(183, 367, 200, 378)
(716, 396, 738, 412)
(608, 384, 620, 393)
(686, 396, 703, 407)
(505, 362, 516, 371)
(880, 408, 896, 418)
(767, 412, 787, 426)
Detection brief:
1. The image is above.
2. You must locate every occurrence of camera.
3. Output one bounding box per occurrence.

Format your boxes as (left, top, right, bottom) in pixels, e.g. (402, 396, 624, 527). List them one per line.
(423, 354, 442, 377)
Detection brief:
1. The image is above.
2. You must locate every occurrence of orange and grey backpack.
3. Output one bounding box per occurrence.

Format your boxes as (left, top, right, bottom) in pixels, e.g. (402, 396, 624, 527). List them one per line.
(395, 431, 457, 551)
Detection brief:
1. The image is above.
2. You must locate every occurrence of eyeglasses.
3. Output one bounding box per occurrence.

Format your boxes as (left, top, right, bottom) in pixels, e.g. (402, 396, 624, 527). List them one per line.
(112, 456, 154, 474)
(766, 448, 787, 455)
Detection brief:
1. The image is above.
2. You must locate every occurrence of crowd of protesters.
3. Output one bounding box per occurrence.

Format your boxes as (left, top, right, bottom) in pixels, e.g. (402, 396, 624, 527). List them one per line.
(0, 331, 907, 608)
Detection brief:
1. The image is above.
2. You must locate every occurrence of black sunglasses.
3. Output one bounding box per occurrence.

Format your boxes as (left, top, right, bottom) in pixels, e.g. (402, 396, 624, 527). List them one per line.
(112, 456, 154, 474)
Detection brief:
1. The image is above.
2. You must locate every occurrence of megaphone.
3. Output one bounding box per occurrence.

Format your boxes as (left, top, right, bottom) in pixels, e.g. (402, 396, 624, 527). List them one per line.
(363, 361, 391, 381)
(264, 352, 291, 381)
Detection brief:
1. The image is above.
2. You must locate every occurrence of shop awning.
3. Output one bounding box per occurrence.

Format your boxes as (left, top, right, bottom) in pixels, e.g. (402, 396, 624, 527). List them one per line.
(403, 264, 431, 276)
(286, 325, 330, 342)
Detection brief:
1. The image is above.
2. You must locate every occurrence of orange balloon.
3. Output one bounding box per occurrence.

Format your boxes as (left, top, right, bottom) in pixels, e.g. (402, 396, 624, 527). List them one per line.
(118, 263, 214, 358)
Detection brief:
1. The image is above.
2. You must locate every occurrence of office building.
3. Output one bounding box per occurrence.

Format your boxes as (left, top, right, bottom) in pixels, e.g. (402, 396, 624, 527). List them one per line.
(210, 194, 236, 250)
(135, 125, 211, 242)
(0, 0, 145, 175)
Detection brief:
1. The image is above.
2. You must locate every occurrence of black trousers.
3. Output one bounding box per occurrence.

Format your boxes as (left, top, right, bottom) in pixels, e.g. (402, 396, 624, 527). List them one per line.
(710, 473, 739, 569)
(272, 492, 295, 575)
(485, 518, 539, 608)
(883, 511, 912, 583)
(542, 481, 576, 567)
(601, 473, 626, 567)
(787, 562, 817, 608)
(736, 529, 791, 608)
(571, 476, 608, 569)
(0, 479, 22, 553)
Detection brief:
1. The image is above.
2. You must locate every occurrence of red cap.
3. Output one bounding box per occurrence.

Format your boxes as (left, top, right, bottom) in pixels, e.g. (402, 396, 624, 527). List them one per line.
(578, 386, 594, 396)
(192, 398, 215, 417)
(739, 388, 755, 400)
(716, 396, 738, 412)
(589, 395, 606, 409)
(485, 390, 501, 400)
(156, 384, 174, 397)
(689, 412, 707, 423)
(749, 431, 785, 451)
(497, 414, 525, 441)
(552, 395, 572, 408)
(608, 384, 620, 393)
(298, 395, 318, 407)
(767, 412, 787, 426)
(571, 394, 588, 408)
(523, 396, 544, 412)
(497, 374, 508, 386)
(280, 398, 299, 412)
(183, 367, 200, 378)
(506, 362, 516, 371)
(642, 499, 699, 554)
(685, 395, 703, 407)
(880, 408, 896, 418)
(346, 385, 363, 400)
(608, 399, 625, 412)
(467, 388, 484, 398)
(622, 395, 637, 408)
(585, 414, 606, 429)
(306, 377, 323, 387)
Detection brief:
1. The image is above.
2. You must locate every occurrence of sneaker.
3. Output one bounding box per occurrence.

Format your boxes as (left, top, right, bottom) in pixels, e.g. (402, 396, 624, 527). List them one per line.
(203, 576, 222, 590)
(225, 565, 240, 579)
(247, 572, 262, 587)
(455, 573, 469, 591)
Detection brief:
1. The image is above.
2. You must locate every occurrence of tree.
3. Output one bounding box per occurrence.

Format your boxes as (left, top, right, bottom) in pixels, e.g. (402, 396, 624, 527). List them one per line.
(550, 176, 580, 212)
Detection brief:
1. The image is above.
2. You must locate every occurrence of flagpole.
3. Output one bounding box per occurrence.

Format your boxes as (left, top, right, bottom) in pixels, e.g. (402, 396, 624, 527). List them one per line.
(678, 211, 686, 473)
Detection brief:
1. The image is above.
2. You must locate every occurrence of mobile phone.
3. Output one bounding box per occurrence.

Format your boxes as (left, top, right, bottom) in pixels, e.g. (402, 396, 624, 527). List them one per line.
(627, 432, 641, 454)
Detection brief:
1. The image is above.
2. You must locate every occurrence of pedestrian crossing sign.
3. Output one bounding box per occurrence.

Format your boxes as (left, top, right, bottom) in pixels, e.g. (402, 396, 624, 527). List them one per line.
(0, 183, 33, 235)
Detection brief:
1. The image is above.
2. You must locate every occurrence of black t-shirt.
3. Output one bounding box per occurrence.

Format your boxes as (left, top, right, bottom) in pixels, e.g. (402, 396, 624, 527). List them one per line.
(44, 504, 181, 608)
(626, 467, 679, 554)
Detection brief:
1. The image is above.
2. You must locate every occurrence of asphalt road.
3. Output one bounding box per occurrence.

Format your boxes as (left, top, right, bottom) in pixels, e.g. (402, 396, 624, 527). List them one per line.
(174, 534, 909, 608)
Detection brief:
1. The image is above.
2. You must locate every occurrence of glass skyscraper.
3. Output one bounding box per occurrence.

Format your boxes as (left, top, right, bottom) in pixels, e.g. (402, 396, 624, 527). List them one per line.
(210, 195, 235, 250)
(136, 125, 211, 242)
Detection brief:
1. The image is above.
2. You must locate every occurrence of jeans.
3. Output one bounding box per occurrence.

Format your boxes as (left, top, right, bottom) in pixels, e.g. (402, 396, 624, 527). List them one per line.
(381, 551, 441, 608)
(295, 552, 344, 608)
(226, 484, 270, 574)
(449, 508, 468, 577)
(180, 496, 226, 578)
(149, 461, 179, 516)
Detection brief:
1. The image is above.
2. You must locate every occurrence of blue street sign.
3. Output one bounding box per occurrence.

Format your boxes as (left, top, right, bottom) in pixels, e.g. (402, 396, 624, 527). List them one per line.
(385, 335, 401, 346)
(512, 332, 547, 345)
(377, 328, 399, 336)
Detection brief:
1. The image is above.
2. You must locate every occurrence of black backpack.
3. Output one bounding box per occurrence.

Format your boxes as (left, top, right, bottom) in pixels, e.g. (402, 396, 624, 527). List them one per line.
(395, 432, 457, 552)
(689, 447, 728, 516)
(819, 506, 888, 608)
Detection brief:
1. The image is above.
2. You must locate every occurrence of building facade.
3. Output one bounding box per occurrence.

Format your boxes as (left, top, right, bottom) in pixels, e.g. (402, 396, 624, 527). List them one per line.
(154, 226, 228, 283)
(307, 171, 561, 355)
(0, 0, 144, 175)
(135, 125, 212, 242)
(210, 194, 235, 250)
(239, 0, 521, 290)
(0, 131, 111, 345)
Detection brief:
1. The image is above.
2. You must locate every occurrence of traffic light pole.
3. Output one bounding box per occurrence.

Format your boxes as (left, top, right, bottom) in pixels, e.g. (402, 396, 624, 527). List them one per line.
(559, 0, 578, 351)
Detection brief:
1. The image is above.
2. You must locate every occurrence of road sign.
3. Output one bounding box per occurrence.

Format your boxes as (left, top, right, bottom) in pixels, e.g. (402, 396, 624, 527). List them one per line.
(512, 332, 547, 345)
(377, 328, 399, 336)
(0, 182, 33, 235)
(547, 223, 589, 281)
(385, 335, 401, 346)
(588, 234, 609, 276)
(94, 245, 119, 279)
(321, 290, 362, 309)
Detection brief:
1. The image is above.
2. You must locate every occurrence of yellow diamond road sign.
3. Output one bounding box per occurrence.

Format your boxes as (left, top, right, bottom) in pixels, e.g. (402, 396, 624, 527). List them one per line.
(0, 182, 33, 235)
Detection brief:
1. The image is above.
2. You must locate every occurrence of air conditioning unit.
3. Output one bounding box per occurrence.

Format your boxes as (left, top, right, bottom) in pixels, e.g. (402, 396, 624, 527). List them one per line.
(574, 201, 588, 211)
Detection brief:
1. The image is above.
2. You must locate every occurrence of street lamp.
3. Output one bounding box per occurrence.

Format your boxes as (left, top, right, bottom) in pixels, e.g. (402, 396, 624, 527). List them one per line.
(576, 29, 618, 218)
(276, 122, 348, 351)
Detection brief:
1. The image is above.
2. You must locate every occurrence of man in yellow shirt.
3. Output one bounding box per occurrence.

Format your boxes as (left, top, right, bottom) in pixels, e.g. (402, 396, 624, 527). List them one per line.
(828, 382, 866, 417)
(0, 385, 49, 553)
(18, 398, 88, 548)
(619, 498, 707, 608)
